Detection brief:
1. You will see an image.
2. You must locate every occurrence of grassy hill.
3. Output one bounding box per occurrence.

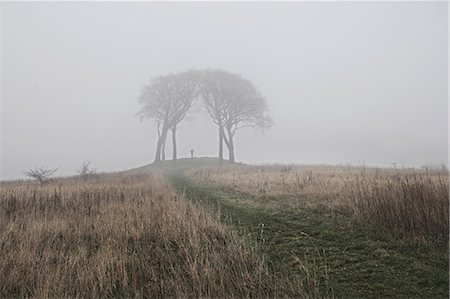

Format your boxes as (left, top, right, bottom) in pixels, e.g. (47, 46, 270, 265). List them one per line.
(124, 157, 234, 175)
(1, 158, 447, 298)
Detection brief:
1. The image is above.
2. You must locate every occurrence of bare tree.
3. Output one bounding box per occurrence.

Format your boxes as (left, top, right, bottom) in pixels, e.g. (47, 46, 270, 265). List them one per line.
(198, 69, 272, 163)
(138, 78, 171, 163)
(24, 166, 57, 184)
(138, 70, 198, 162)
(196, 69, 228, 162)
(77, 160, 96, 180)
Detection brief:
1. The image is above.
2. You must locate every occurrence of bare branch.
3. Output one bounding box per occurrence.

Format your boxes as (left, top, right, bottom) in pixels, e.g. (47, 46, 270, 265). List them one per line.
(77, 161, 96, 180)
(24, 166, 58, 184)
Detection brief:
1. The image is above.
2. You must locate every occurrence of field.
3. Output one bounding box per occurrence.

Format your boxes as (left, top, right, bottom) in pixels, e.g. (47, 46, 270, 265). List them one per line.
(186, 164, 448, 243)
(0, 159, 448, 298)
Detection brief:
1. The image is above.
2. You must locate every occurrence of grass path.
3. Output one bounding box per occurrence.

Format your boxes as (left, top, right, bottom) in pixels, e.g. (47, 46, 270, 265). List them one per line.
(169, 170, 448, 298)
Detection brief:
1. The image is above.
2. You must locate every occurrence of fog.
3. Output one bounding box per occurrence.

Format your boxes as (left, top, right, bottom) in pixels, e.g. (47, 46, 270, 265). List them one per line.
(1, 1, 448, 180)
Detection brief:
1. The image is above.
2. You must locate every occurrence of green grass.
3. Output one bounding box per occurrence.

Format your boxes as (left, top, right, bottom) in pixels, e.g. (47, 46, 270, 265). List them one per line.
(169, 170, 448, 299)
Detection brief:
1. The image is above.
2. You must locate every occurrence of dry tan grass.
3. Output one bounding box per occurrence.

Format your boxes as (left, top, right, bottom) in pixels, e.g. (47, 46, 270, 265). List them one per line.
(187, 164, 449, 242)
(188, 165, 372, 210)
(0, 173, 302, 297)
(350, 169, 449, 242)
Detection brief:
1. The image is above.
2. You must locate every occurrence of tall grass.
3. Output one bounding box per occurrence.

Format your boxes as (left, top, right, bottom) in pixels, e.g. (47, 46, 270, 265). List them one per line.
(351, 170, 449, 243)
(187, 165, 449, 243)
(0, 173, 302, 297)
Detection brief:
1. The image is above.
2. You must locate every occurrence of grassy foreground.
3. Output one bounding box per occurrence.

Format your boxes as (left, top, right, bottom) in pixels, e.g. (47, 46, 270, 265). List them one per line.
(0, 172, 303, 297)
(168, 161, 448, 298)
(1, 158, 447, 298)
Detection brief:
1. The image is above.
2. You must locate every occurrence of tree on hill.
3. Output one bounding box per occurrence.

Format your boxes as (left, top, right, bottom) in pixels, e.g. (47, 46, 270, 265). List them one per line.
(197, 69, 272, 163)
(138, 71, 198, 162)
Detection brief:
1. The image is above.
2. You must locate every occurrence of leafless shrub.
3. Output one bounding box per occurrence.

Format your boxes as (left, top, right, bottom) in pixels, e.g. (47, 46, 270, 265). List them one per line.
(77, 160, 96, 180)
(23, 166, 57, 184)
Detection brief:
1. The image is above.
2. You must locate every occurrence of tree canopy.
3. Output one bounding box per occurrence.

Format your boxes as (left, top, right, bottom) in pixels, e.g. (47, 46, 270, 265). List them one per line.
(137, 68, 271, 163)
(138, 70, 198, 162)
(197, 69, 272, 162)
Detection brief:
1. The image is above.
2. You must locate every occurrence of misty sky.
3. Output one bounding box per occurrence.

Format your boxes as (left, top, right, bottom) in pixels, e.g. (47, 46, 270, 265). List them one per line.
(1, 1, 448, 180)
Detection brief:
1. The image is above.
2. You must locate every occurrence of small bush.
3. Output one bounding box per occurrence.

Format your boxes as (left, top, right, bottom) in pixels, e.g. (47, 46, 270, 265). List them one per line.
(76, 160, 96, 180)
(24, 166, 57, 184)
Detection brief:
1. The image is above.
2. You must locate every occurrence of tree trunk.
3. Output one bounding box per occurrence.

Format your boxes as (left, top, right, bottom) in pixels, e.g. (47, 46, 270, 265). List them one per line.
(226, 127, 235, 163)
(218, 125, 224, 163)
(154, 127, 168, 163)
(161, 136, 166, 161)
(154, 137, 162, 163)
(228, 136, 235, 163)
(172, 127, 177, 160)
(155, 124, 162, 162)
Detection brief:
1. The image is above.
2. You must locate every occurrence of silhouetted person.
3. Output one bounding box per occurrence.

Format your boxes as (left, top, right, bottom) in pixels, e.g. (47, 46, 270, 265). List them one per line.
(190, 149, 194, 158)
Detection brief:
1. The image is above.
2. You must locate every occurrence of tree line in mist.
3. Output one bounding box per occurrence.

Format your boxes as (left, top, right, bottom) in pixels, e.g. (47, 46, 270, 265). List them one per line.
(137, 69, 272, 163)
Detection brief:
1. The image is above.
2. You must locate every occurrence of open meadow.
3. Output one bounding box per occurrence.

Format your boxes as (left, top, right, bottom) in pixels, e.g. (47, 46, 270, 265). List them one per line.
(3, 2, 447, 298)
(0, 170, 302, 297)
(0, 160, 448, 298)
(177, 161, 449, 298)
(187, 164, 449, 243)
